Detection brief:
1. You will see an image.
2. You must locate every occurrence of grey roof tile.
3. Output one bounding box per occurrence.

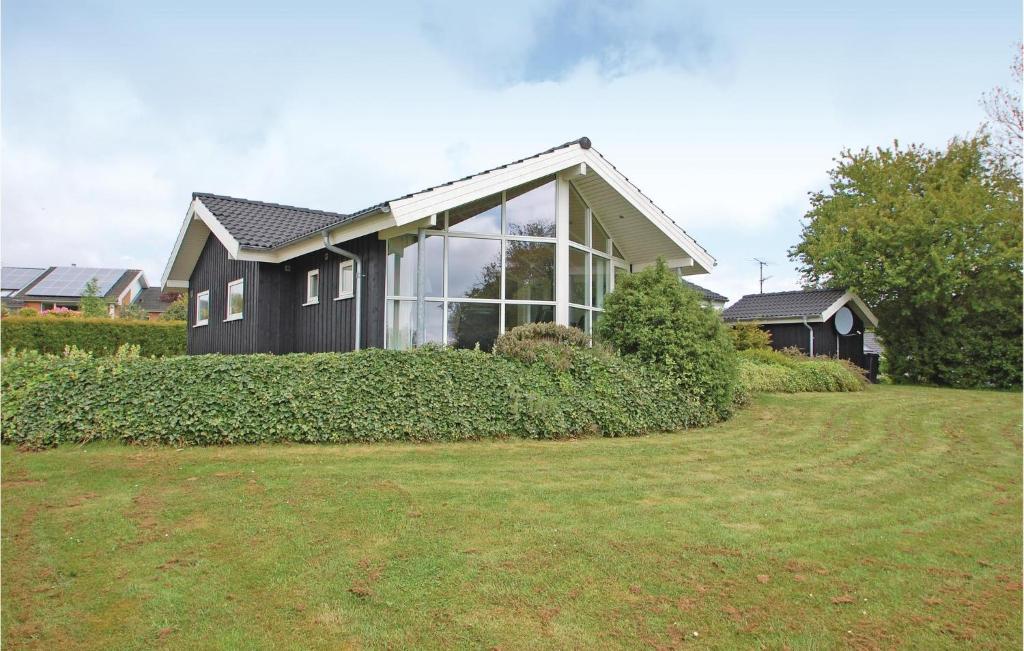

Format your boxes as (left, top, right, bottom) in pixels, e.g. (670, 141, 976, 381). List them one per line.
(721, 288, 847, 321)
(135, 287, 180, 312)
(681, 279, 727, 303)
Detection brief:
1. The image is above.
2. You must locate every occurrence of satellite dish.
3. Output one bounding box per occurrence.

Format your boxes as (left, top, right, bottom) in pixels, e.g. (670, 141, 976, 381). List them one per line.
(834, 306, 854, 335)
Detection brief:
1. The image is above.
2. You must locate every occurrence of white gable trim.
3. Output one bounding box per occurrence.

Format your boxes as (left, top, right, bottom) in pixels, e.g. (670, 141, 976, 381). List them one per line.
(823, 292, 878, 328)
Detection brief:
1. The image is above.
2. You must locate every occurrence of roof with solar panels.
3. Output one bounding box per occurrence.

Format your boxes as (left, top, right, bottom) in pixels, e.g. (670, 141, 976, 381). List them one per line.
(2, 266, 144, 302)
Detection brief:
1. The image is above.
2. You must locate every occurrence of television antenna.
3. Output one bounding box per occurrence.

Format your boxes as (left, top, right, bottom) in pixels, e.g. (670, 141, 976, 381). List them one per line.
(753, 258, 773, 294)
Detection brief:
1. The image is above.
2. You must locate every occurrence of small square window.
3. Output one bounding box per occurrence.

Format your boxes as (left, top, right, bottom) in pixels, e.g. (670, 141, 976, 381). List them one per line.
(305, 269, 320, 305)
(337, 260, 354, 299)
(226, 279, 244, 320)
(195, 290, 210, 326)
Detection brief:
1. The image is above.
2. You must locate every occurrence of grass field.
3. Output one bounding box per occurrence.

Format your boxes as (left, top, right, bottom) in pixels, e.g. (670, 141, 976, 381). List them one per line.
(2, 385, 1020, 649)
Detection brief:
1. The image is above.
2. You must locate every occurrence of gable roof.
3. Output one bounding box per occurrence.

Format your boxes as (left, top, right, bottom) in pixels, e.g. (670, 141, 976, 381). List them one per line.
(681, 279, 727, 303)
(1, 267, 48, 292)
(8, 266, 144, 302)
(163, 137, 715, 289)
(721, 288, 878, 328)
(192, 193, 355, 250)
(135, 287, 180, 312)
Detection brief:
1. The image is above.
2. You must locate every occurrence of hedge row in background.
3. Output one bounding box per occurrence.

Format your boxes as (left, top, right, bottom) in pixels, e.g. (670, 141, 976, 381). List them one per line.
(1, 317, 185, 357)
(1, 347, 718, 448)
(736, 348, 868, 394)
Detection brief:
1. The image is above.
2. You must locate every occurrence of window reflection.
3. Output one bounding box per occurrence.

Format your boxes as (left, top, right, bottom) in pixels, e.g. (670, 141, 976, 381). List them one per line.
(505, 241, 554, 301)
(506, 177, 555, 236)
(505, 303, 554, 330)
(592, 215, 611, 253)
(569, 306, 588, 332)
(386, 234, 418, 297)
(569, 247, 587, 305)
(592, 256, 609, 309)
(569, 186, 587, 245)
(386, 300, 415, 350)
(447, 237, 501, 299)
(449, 193, 501, 234)
(447, 302, 499, 351)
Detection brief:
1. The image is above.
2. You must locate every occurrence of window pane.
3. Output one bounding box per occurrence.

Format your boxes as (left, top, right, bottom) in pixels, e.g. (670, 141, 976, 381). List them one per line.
(591, 256, 609, 308)
(424, 234, 443, 297)
(592, 215, 611, 253)
(569, 247, 587, 305)
(339, 263, 353, 295)
(569, 306, 589, 333)
(308, 272, 319, 300)
(386, 300, 415, 350)
(505, 176, 556, 237)
(569, 186, 587, 245)
(505, 303, 554, 331)
(447, 237, 501, 299)
(228, 282, 243, 316)
(197, 293, 209, 322)
(613, 264, 629, 290)
(424, 300, 444, 344)
(449, 193, 501, 234)
(386, 234, 417, 297)
(612, 242, 624, 259)
(447, 302, 499, 351)
(505, 241, 554, 301)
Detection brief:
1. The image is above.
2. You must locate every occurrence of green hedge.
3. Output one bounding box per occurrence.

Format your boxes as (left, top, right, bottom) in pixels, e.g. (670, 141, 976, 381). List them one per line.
(1, 317, 185, 357)
(1, 347, 718, 448)
(737, 349, 868, 394)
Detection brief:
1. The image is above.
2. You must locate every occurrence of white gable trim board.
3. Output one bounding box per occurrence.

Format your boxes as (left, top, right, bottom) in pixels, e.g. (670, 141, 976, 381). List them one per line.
(161, 139, 715, 290)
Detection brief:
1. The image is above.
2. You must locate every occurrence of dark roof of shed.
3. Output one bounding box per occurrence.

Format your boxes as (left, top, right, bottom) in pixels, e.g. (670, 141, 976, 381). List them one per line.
(135, 287, 179, 312)
(721, 288, 847, 321)
(681, 279, 727, 303)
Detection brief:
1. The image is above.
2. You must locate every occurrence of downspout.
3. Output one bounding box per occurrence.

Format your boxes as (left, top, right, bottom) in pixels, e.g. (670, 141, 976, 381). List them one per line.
(322, 231, 362, 351)
(802, 316, 814, 357)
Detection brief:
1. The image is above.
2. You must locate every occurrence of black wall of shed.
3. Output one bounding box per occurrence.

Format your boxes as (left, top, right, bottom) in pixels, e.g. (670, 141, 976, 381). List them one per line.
(761, 306, 866, 369)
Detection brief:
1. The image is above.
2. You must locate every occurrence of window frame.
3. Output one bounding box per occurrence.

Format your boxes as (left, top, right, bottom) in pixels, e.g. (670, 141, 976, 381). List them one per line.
(194, 290, 210, 327)
(335, 260, 355, 300)
(304, 269, 320, 306)
(566, 185, 626, 334)
(225, 278, 244, 321)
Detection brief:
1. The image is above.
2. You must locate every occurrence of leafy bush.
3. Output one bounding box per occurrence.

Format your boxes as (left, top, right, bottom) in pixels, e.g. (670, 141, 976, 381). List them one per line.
(160, 293, 187, 321)
(18, 307, 36, 318)
(737, 349, 867, 393)
(2, 347, 716, 449)
(1, 317, 185, 357)
(42, 306, 81, 318)
(728, 322, 772, 351)
(596, 259, 737, 419)
(117, 303, 148, 320)
(493, 323, 595, 371)
(79, 278, 108, 318)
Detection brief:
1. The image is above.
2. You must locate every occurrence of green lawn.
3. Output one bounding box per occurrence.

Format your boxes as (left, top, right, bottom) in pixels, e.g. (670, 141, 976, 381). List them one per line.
(2, 385, 1020, 649)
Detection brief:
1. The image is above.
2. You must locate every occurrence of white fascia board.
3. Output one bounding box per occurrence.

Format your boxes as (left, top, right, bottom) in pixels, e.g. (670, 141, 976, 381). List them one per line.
(822, 292, 879, 328)
(387, 146, 585, 225)
(160, 200, 199, 290)
(193, 200, 242, 259)
(580, 150, 716, 274)
(235, 212, 398, 263)
(725, 316, 826, 325)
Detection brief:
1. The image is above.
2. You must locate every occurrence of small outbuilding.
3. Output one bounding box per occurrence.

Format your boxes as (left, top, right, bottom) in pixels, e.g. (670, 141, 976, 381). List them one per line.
(721, 288, 878, 372)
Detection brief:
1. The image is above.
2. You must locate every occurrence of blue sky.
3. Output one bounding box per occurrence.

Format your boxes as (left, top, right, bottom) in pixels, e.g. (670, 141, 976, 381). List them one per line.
(2, 0, 1019, 301)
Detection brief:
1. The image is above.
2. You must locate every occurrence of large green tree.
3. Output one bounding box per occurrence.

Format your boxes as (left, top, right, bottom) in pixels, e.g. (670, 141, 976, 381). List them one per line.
(790, 136, 1022, 388)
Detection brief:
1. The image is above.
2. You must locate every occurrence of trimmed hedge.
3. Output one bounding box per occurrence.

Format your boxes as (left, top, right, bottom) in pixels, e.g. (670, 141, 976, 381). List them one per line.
(737, 349, 867, 393)
(1, 317, 185, 357)
(1, 347, 717, 448)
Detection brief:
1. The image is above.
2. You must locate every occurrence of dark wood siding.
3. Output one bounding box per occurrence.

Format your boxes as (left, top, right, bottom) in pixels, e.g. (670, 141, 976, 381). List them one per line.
(188, 235, 262, 355)
(274, 234, 386, 353)
(187, 232, 386, 355)
(761, 303, 866, 369)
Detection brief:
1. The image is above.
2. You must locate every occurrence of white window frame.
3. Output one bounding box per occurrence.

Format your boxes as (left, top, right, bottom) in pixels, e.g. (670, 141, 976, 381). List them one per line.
(566, 185, 626, 334)
(194, 290, 210, 327)
(335, 260, 354, 300)
(304, 269, 320, 306)
(225, 278, 244, 321)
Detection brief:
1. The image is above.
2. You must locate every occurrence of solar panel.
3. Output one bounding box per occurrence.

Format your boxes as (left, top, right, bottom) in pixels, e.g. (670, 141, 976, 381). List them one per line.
(27, 267, 127, 297)
(0, 267, 46, 291)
